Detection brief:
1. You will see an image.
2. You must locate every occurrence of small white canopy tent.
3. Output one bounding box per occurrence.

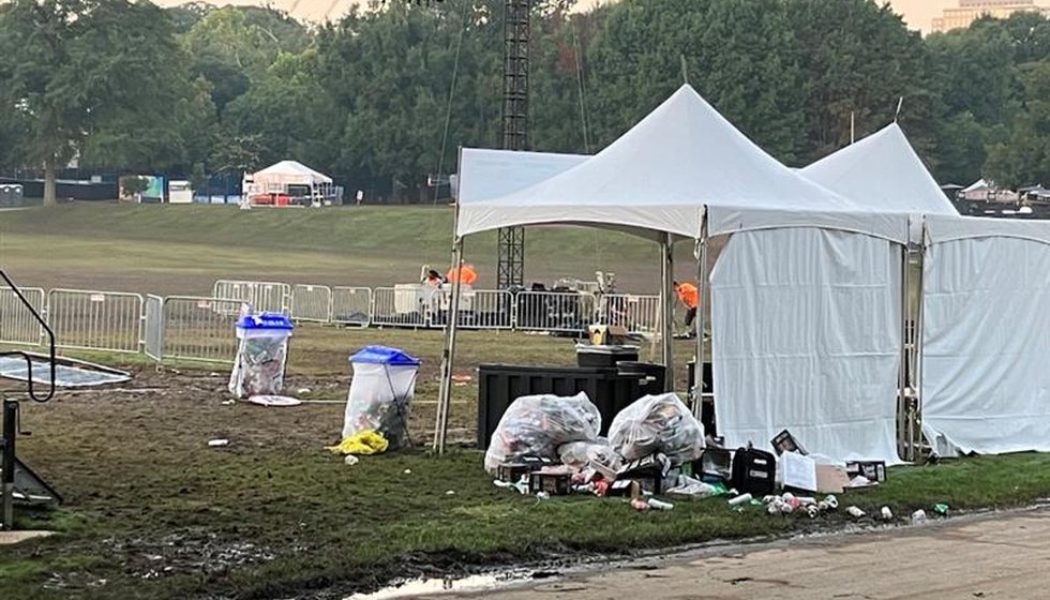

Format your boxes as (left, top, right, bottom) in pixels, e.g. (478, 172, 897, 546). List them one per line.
(440, 85, 910, 464)
(800, 123, 958, 216)
(244, 160, 334, 204)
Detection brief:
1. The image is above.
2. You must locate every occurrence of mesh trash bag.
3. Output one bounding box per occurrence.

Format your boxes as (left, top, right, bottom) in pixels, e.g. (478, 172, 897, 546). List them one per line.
(484, 392, 602, 474)
(608, 393, 705, 465)
(228, 313, 292, 399)
(342, 346, 421, 451)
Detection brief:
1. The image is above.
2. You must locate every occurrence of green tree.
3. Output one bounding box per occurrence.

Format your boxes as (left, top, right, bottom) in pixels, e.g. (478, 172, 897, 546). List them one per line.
(985, 61, 1050, 188)
(0, 0, 193, 205)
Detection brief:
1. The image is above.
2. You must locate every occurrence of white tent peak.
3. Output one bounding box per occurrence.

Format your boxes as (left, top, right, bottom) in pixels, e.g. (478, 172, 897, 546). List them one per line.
(252, 160, 332, 184)
(458, 83, 874, 240)
(801, 123, 957, 215)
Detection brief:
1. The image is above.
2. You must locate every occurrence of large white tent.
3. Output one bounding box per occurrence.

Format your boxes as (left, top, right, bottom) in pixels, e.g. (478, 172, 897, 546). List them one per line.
(440, 85, 910, 464)
(801, 123, 958, 216)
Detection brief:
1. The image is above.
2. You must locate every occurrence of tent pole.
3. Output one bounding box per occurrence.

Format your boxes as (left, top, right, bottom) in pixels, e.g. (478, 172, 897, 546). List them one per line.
(913, 220, 929, 461)
(434, 238, 463, 455)
(695, 218, 708, 419)
(897, 241, 908, 461)
(661, 234, 675, 391)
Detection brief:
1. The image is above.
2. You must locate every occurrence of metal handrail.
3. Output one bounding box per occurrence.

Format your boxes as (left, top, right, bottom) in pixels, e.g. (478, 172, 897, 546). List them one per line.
(0, 271, 55, 402)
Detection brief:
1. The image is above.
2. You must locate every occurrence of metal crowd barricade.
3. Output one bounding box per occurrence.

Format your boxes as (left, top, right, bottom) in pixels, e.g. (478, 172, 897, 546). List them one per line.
(0, 286, 45, 346)
(450, 289, 514, 330)
(371, 286, 432, 327)
(600, 293, 661, 334)
(212, 280, 290, 314)
(290, 284, 333, 323)
(331, 286, 372, 327)
(144, 295, 164, 361)
(161, 296, 242, 363)
(514, 290, 595, 334)
(46, 289, 144, 354)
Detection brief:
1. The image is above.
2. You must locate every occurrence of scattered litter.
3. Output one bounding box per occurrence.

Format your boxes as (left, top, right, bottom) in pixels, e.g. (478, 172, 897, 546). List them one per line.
(535, 491, 550, 500)
(451, 374, 473, 384)
(403, 469, 412, 475)
(325, 430, 389, 456)
(728, 493, 753, 507)
(647, 498, 674, 511)
(881, 506, 894, 521)
(445, 490, 455, 496)
(529, 466, 574, 496)
(820, 495, 839, 511)
(343, 346, 420, 451)
(846, 506, 865, 519)
(344, 455, 359, 466)
(815, 464, 851, 494)
(771, 429, 807, 456)
(847, 475, 877, 489)
(630, 497, 650, 512)
(667, 475, 720, 497)
(208, 439, 230, 448)
(558, 439, 622, 482)
(847, 460, 887, 483)
(934, 503, 950, 516)
(221, 400, 236, 406)
(484, 393, 602, 475)
(297, 387, 312, 395)
(608, 393, 705, 464)
(496, 457, 554, 483)
(247, 395, 301, 407)
(805, 505, 820, 518)
(493, 478, 529, 495)
(911, 509, 928, 524)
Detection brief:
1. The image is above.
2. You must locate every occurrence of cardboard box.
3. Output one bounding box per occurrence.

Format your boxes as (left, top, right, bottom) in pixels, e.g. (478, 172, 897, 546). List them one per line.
(815, 464, 850, 494)
(846, 461, 887, 483)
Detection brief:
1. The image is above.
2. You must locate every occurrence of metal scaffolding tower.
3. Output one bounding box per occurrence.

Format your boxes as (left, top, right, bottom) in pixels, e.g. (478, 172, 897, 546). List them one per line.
(497, 0, 530, 290)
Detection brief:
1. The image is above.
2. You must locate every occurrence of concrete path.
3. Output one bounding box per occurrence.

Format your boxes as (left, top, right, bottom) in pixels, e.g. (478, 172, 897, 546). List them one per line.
(435, 510, 1050, 599)
(0, 530, 53, 545)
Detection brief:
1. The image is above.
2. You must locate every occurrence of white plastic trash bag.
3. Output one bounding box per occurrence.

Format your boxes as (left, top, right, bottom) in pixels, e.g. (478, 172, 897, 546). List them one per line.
(228, 313, 293, 399)
(484, 392, 602, 474)
(558, 439, 622, 478)
(608, 393, 705, 465)
(342, 346, 421, 450)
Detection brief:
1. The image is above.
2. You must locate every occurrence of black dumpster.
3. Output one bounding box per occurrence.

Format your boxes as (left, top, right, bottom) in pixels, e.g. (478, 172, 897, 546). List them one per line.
(477, 363, 666, 449)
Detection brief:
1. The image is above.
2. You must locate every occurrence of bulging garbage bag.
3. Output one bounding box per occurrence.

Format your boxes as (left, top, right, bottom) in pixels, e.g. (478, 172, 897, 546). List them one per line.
(608, 393, 705, 465)
(484, 392, 601, 474)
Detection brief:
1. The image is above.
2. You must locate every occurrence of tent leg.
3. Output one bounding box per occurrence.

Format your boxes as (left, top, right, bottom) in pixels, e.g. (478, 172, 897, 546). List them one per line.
(433, 239, 464, 455)
(661, 234, 675, 392)
(898, 244, 909, 461)
(695, 225, 708, 419)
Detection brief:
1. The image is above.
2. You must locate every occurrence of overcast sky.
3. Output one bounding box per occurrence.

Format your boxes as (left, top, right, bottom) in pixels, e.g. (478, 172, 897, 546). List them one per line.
(155, 1, 1043, 34)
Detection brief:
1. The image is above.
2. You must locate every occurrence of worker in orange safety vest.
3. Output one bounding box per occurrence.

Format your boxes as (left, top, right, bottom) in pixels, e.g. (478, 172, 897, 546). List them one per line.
(446, 263, 478, 286)
(673, 281, 699, 332)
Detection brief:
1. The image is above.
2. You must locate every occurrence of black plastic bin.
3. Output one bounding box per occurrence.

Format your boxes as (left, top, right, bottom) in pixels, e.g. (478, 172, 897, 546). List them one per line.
(477, 363, 666, 449)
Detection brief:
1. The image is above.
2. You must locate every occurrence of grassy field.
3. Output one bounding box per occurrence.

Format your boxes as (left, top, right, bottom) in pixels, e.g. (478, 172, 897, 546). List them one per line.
(0, 204, 701, 294)
(3, 203, 1050, 599)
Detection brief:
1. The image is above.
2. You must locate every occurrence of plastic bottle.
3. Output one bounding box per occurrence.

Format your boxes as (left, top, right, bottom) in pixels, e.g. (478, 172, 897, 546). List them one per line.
(846, 506, 865, 518)
(728, 493, 753, 506)
(648, 498, 674, 511)
(881, 506, 893, 521)
(911, 509, 928, 524)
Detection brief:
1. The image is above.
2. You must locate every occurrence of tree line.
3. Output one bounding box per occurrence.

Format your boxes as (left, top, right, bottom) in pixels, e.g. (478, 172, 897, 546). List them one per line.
(2, 0, 1050, 205)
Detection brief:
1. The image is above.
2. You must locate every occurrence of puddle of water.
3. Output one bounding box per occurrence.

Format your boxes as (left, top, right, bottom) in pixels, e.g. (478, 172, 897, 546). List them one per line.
(345, 571, 534, 600)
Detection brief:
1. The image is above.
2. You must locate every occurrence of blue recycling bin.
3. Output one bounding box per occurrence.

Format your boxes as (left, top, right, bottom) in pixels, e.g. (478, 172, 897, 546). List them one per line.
(342, 346, 421, 449)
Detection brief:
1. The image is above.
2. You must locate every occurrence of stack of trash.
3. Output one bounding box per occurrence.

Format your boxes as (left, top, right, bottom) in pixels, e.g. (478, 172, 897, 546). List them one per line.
(488, 398, 894, 516)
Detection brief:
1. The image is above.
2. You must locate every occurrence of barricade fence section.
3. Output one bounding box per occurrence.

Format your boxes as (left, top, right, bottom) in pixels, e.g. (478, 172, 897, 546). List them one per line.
(447, 289, 514, 330)
(290, 284, 332, 323)
(0, 286, 45, 346)
(212, 280, 290, 314)
(47, 289, 144, 354)
(600, 294, 661, 334)
(161, 296, 242, 363)
(515, 291, 595, 333)
(144, 295, 164, 361)
(332, 286, 372, 327)
(372, 286, 432, 327)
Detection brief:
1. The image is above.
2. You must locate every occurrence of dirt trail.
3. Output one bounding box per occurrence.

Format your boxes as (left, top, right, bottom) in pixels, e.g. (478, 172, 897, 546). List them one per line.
(438, 509, 1050, 599)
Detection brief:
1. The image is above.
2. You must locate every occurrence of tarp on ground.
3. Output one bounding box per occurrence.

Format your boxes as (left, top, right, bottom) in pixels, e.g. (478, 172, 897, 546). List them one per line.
(801, 123, 958, 216)
(711, 227, 903, 464)
(921, 214, 1050, 455)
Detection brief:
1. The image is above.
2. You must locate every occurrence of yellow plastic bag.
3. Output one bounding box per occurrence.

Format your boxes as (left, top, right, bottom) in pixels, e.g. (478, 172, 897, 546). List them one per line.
(326, 429, 389, 455)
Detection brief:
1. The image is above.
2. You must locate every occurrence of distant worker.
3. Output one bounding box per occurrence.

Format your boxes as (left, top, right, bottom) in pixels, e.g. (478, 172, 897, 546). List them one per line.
(447, 263, 478, 286)
(673, 280, 699, 331)
(423, 269, 446, 287)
